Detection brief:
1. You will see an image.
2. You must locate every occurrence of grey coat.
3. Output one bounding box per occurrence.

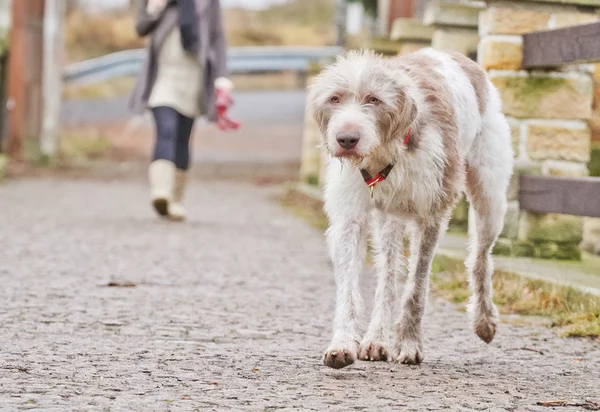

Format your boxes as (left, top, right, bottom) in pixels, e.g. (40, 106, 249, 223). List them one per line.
(129, 0, 228, 121)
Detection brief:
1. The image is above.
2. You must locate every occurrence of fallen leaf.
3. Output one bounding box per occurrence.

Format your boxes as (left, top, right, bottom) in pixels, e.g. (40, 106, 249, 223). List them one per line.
(105, 281, 137, 288)
(537, 400, 569, 407)
(101, 320, 126, 327)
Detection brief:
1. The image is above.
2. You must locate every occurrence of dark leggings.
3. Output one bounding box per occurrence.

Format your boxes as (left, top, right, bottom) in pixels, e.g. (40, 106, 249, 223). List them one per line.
(151, 106, 194, 170)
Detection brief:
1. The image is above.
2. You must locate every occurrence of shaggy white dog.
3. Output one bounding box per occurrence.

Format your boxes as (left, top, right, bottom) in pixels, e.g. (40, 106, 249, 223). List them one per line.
(308, 49, 513, 369)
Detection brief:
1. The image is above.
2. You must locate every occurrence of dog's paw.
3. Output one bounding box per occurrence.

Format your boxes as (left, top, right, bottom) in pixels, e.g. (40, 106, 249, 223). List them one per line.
(469, 300, 499, 344)
(392, 340, 424, 365)
(359, 340, 389, 362)
(473, 306, 499, 344)
(323, 342, 358, 369)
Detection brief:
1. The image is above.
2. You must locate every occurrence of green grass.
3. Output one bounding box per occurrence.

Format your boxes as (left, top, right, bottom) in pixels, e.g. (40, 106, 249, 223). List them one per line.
(257, 0, 335, 27)
(280, 185, 600, 341)
(226, 0, 336, 48)
(431, 255, 600, 340)
(279, 185, 329, 231)
(62, 71, 305, 101)
(57, 130, 111, 168)
(62, 76, 136, 100)
(0, 154, 7, 182)
(65, 0, 336, 62)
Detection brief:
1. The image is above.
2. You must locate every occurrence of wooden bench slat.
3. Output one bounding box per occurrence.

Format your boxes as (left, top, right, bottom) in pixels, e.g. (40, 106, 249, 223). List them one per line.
(519, 175, 600, 218)
(522, 21, 600, 69)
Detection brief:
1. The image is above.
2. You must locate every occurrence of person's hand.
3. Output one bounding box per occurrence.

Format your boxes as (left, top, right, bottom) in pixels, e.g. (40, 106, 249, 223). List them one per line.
(215, 78, 234, 108)
(147, 0, 168, 16)
(215, 78, 240, 131)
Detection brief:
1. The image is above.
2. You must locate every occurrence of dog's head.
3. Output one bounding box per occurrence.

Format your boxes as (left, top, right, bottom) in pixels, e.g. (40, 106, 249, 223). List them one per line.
(308, 50, 416, 162)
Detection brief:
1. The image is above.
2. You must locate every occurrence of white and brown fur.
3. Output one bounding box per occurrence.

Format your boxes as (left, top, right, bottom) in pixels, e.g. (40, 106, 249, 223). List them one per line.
(308, 49, 513, 369)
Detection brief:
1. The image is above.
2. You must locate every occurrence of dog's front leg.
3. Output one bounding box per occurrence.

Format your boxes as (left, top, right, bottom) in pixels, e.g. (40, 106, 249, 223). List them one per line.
(393, 222, 443, 365)
(359, 212, 406, 362)
(323, 212, 368, 369)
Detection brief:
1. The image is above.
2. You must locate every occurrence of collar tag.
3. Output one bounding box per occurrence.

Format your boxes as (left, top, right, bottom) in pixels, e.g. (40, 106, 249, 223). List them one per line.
(361, 168, 393, 198)
(359, 128, 409, 199)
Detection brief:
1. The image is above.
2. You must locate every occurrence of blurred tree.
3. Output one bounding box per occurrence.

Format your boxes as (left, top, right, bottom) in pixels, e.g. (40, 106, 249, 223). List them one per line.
(346, 0, 377, 16)
(362, 0, 377, 16)
(346, 0, 379, 35)
(335, 0, 347, 46)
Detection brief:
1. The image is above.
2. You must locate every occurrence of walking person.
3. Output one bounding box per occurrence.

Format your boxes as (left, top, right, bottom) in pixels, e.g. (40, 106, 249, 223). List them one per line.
(130, 0, 235, 221)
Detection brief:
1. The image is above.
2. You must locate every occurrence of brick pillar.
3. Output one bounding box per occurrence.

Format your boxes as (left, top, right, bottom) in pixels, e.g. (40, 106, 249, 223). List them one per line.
(479, 0, 600, 260)
(7, 0, 45, 162)
(388, 0, 413, 28)
(389, 18, 434, 55)
(424, 1, 483, 58)
(582, 58, 600, 255)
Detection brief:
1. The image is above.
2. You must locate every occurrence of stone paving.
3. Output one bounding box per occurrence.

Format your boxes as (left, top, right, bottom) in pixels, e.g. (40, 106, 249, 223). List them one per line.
(0, 178, 599, 411)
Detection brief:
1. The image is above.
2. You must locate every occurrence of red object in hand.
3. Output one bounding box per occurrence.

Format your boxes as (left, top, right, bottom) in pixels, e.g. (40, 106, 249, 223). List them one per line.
(215, 88, 240, 131)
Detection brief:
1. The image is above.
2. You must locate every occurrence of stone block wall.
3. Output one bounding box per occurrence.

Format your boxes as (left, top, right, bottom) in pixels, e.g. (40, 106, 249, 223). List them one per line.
(389, 18, 435, 54)
(424, 1, 485, 57)
(478, 0, 600, 260)
(591, 65, 600, 177)
(582, 65, 600, 255)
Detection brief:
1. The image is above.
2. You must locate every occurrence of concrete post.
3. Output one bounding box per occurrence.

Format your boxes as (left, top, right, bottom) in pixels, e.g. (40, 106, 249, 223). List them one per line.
(40, 0, 65, 160)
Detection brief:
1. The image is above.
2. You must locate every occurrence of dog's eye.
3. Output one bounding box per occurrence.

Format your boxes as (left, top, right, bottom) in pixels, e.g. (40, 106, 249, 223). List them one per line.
(329, 96, 341, 104)
(367, 96, 380, 105)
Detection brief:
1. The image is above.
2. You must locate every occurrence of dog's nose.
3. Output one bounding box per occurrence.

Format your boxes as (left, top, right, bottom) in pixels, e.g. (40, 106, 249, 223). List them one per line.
(336, 131, 360, 150)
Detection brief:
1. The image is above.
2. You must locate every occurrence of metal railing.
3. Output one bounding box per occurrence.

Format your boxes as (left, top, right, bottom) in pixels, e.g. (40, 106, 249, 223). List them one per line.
(63, 46, 343, 85)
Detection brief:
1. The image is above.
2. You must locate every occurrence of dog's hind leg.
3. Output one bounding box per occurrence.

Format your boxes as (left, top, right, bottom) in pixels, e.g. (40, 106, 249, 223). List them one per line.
(465, 111, 513, 344)
(359, 211, 406, 362)
(393, 219, 447, 365)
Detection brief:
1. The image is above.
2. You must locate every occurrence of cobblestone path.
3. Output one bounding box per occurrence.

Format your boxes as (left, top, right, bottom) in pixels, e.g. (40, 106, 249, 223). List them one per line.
(0, 178, 598, 411)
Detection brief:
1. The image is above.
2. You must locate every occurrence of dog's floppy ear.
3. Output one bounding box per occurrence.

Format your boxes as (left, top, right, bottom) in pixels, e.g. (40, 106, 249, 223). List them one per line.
(379, 81, 418, 149)
(395, 87, 418, 150)
(306, 80, 331, 139)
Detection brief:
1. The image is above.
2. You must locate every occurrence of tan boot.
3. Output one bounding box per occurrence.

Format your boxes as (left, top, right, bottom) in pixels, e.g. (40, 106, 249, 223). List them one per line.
(148, 159, 175, 217)
(168, 169, 187, 221)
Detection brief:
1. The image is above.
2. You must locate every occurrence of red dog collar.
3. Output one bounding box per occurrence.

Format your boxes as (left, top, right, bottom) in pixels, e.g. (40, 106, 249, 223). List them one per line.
(360, 129, 411, 198)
